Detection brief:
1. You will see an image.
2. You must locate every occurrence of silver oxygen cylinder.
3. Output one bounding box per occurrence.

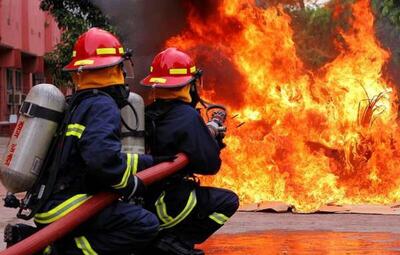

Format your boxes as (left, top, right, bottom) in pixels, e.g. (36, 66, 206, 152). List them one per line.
(121, 92, 145, 154)
(0, 84, 65, 193)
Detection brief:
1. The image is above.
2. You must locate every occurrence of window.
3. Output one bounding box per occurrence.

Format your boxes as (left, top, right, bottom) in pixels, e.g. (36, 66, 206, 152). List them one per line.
(6, 69, 13, 91)
(33, 73, 44, 85)
(6, 69, 24, 116)
(15, 70, 22, 91)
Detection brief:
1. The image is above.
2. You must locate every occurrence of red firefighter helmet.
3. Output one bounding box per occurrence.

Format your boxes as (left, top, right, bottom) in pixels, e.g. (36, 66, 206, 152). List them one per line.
(63, 28, 125, 72)
(141, 48, 197, 88)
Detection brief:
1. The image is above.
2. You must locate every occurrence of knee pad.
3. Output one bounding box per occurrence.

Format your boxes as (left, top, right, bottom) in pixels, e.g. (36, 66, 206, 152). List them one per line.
(143, 212, 160, 234)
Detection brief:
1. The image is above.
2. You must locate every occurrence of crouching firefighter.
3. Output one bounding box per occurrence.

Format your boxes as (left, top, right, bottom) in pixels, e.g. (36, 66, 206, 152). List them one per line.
(4, 28, 163, 254)
(141, 48, 240, 255)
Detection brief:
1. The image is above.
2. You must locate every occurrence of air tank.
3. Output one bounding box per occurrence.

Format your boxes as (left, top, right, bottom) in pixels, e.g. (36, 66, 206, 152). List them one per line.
(121, 92, 145, 154)
(0, 84, 65, 193)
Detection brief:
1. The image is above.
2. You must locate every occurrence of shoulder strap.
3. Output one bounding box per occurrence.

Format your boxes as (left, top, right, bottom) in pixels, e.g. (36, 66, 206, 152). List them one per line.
(145, 101, 176, 154)
(17, 89, 111, 220)
(20, 102, 63, 123)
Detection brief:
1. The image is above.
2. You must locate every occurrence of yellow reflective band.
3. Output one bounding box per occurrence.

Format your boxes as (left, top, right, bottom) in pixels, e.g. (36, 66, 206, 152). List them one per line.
(72, 51, 77, 57)
(69, 123, 85, 132)
(34, 194, 91, 224)
(156, 190, 197, 230)
(169, 68, 188, 75)
(209, 212, 229, 225)
(190, 66, 196, 73)
(66, 131, 82, 139)
(132, 153, 138, 175)
(113, 153, 132, 189)
(43, 246, 52, 255)
(118, 47, 124, 54)
(74, 60, 94, 66)
(75, 236, 98, 255)
(150, 66, 154, 72)
(149, 77, 167, 84)
(155, 192, 174, 224)
(96, 48, 116, 55)
(66, 124, 86, 139)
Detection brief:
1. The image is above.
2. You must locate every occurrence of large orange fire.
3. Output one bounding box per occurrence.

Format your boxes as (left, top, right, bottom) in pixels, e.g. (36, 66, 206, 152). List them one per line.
(166, 0, 400, 212)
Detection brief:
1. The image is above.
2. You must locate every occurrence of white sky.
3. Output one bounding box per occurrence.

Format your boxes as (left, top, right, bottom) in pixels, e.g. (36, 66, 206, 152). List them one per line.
(307, 0, 330, 5)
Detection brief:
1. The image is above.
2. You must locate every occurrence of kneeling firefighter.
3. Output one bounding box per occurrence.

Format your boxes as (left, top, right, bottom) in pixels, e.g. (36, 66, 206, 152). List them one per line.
(5, 28, 164, 254)
(141, 48, 240, 255)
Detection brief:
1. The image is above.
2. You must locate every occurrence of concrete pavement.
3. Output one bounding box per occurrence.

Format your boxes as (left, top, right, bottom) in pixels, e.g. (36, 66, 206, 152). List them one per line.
(1, 209, 400, 253)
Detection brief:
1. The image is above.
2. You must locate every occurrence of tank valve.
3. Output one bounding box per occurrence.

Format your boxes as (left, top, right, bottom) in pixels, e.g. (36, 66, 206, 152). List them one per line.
(4, 192, 20, 208)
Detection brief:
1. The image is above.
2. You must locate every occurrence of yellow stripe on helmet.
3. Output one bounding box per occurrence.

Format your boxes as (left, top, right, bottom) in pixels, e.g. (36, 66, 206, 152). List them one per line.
(169, 68, 188, 75)
(149, 78, 167, 84)
(74, 60, 94, 66)
(96, 48, 117, 55)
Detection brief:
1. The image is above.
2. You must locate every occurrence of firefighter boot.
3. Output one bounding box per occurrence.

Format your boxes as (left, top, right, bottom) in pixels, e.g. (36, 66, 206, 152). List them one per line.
(155, 234, 205, 255)
(4, 223, 37, 248)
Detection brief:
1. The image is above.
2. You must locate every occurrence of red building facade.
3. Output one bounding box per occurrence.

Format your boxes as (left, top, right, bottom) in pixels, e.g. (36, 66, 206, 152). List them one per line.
(0, 0, 60, 135)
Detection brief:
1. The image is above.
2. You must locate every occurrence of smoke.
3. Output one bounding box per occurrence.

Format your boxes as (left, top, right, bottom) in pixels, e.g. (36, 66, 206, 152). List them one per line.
(90, 0, 188, 84)
(90, 0, 219, 82)
(90, 0, 245, 107)
(375, 16, 400, 90)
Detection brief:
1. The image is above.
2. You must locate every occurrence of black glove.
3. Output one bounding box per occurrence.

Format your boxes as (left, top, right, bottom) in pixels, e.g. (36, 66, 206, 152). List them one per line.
(124, 175, 146, 201)
(153, 155, 177, 165)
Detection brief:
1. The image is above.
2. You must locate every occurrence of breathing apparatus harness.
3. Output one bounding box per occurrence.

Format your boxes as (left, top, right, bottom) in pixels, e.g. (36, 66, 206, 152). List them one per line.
(9, 50, 141, 220)
(13, 89, 111, 219)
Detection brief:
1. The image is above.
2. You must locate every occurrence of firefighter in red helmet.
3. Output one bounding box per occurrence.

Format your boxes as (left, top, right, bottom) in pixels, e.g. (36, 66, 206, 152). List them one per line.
(142, 48, 239, 255)
(5, 28, 162, 254)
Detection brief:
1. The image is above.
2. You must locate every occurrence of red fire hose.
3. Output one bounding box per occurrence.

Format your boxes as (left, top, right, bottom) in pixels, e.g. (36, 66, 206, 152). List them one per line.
(0, 153, 189, 255)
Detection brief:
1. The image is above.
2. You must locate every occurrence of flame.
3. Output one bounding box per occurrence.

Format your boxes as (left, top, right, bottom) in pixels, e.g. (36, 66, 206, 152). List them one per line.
(166, 0, 400, 212)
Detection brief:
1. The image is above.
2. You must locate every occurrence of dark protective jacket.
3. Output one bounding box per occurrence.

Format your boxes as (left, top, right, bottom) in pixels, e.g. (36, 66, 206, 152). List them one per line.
(35, 92, 153, 225)
(146, 100, 221, 176)
(144, 100, 230, 240)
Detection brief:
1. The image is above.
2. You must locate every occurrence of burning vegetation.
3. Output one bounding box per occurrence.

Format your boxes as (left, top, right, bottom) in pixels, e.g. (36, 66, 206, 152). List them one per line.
(165, 0, 400, 212)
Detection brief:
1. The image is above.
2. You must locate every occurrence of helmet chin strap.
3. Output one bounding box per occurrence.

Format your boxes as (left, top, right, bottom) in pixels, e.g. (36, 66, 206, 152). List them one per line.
(190, 70, 227, 118)
(190, 70, 210, 109)
(122, 48, 135, 81)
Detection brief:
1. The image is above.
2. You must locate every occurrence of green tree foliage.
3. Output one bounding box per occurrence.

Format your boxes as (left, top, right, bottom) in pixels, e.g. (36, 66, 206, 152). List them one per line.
(289, 0, 353, 69)
(40, 0, 115, 87)
(373, 0, 400, 27)
(291, 7, 336, 69)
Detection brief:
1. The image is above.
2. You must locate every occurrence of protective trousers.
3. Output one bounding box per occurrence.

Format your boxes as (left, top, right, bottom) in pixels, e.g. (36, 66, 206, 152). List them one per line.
(146, 180, 239, 248)
(38, 201, 159, 255)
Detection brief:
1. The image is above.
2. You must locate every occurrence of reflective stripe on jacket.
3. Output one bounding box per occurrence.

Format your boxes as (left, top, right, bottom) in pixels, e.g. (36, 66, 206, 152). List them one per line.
(36, 93, 153, 223)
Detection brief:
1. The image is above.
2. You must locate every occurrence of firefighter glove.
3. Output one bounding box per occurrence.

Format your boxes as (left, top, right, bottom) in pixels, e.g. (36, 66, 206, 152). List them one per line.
(124, 175, 146, 201)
